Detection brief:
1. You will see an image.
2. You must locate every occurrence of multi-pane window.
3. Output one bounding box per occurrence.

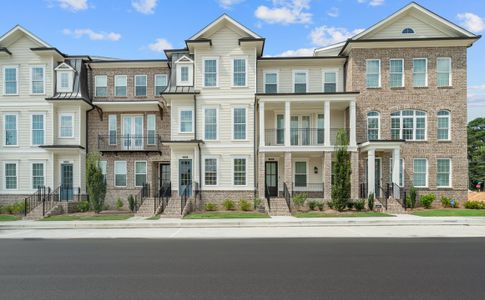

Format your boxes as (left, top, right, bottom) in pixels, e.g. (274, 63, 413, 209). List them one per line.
(32, 114, 45, 145)
(95, 75, 107, 97)
(367, 111, 380, 140)
(233, 58, 246, 86)
(294, 71, 307, 93)
(437, 158, 451, 187)
(413, 58, 427, 87)
(317, 114, 325, 144)
(389, 59, 404, 88)
(366, 59, 380, 88)
(147, 114, 156, 145)
(108, 115, 117, 145)
(204, 59, 217, 87)
(276, 114, 285, 145)
(135, 75, 147, 96)
(4, 67, 18, 95)
(233, 158, 246, 185)
(135, 161, 147, 187)
(413, 159, 427, 187)
(180, 109, 193, 133)
(437, 57, 452, 87)
(31, 66, 45, 94)
(264, 72, 277, 93)
(59, 113, 74, 138)
(58, 72, 71, 92)
(32, 163, 44, 189)
(114, 161, 127, 187)
(98, 161, 107, 183)
(181, 66, 189, 82)
(5, 163, 17, 190)
(391, 110, 426, 141)
(389, 158, 404, 187)
(115, 75, 127, 96)
(204, 108, 217, 140)
(155, 74, 167, 95)
(323, 71, 337, 92)
(295, 161, 307, 187)
(233, 108, 246, 140)
(204, 158, 217, 186)
(437, 110, 450, 140)
(4, 114, 18, 146)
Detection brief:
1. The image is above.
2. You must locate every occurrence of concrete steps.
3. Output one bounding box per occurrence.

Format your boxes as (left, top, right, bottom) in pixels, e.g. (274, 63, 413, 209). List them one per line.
(386, 197, 406, 214)
(268, 198, 292, 216)
(161, 198, 182, 218)
(135, 198, 157, 217)
(23, 202, 63, 220)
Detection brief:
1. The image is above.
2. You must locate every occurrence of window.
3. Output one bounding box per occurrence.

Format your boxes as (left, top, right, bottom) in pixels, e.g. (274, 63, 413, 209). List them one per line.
(135, 75, 147, 96)
(58, 72, 72, 92)
(32, 114, 45, 145)
(391, 110, 426, 141)
(4, 114, 18, 146)
(437, 158, 451, 187)
(32, 163, 44, 189)
(59, 113, 74, 138)
(95, 75, 108, 97)
(264, 71, 278, 93)
(367, 111, 380, 140)
(114, 161, 127, 187)
(31, 66, 45, 94)
(437, 57, 452, 87)
(437, 110, 450, 140)
(98, 161, 107, 183)
(4, 162, 17, 190)
(317, 114, 325, 144)
(155, 74, 168, 95)
(366, 59, 381, 88)
(147, 114, 156, 145)
(204, 58, 218, 87)
(233, 107, 246, 140)
(413, 58, 427, 87)
(234, 158, 246, 185)
(293, 71, 307, 93)
(402, 27, 415, 34)
(389, 59, 404, 88)
(233, 58, 246, 87)
(204, 108, 217, 140)
(295, 161, 307, 187)
(181, 66, 189, 82)
(114, 75, 127, 96)
(180, 109, 193, 133)
(323, 71, 337, 92)
(204, 158, 217, 186)
(413, 159, 427, 187)
(4, 66, 18, 95)
(135, 161, 147, 187)
(389, 158, 404, 187)
(108, 115, 117, 145)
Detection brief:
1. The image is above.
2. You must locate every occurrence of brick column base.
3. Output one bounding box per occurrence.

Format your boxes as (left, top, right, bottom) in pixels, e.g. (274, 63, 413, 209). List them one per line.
(258, 152, 266, 199)
(351, 151, 359, 199)
(324, 151, 332, 200)
(284, 152, 292, 189)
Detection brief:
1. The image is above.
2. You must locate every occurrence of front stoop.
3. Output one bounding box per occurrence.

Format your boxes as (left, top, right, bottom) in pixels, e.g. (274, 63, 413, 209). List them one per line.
(135, 198, 157, 217)
(23, 203, 64, 220)
(161, 198, 182, 218)
(268, 198, 292, 216)
(386, 197, 406, 214)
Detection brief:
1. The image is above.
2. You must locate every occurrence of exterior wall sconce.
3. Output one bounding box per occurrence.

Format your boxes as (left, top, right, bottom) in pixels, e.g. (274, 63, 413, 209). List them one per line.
(314, 166, 318, 174)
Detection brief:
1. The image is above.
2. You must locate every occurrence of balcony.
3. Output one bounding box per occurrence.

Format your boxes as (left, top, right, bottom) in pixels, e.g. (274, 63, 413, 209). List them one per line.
(264, 128, 349, 147)
(97, 134, 161, 153)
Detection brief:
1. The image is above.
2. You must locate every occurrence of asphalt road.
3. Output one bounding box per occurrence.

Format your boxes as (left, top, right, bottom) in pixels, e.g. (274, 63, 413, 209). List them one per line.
(1, 238, 484, 300)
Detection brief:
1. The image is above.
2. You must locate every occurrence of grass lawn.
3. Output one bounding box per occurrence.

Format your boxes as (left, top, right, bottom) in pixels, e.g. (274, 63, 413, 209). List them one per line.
(294, 211, 393, 218)
(146, 215, 160, 220)
(412, 209, 485, 217)
(42, 214, 133, 221)
(0, 215, 20, 221)
(184, 211, 270, 219)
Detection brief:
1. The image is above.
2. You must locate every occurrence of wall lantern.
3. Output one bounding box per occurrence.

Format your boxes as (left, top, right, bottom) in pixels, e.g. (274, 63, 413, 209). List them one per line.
(314, 166, 318, 174)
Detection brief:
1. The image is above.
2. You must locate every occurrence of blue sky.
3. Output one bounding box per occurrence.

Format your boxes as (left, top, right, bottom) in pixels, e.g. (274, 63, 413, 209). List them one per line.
(1, 0, 484, 120)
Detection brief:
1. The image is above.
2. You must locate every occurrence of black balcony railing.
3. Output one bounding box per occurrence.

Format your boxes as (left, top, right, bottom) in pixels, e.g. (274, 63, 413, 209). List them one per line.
(97, 134, 161, 152)
(264, 128, 349, 146)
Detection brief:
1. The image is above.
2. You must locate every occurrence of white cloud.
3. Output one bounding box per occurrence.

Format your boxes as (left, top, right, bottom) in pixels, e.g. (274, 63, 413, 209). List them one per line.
(255, 0, 312, 25)
(63, 29, 121, 41)
(148, 38, 173, 52)
(218, 0, 244, 9)
(132, 0, 157, 14)
(276, 47, 314, 56)
(57, 0, 89, 11)
(457, 12, 485, 33)
(357, 0, 384, 7)
(469, 85, 485, 91)
(327, 7, 339, 18)
(310, 26, 364, 46)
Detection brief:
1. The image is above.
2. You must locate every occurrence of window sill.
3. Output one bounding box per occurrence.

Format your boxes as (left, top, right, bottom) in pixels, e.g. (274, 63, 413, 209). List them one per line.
(203, 86, 220, 89)
(437, 186, 453, 190)
(366, 87, 382, 90)
(390, 87, 405, 90)
(437, 140, 452, 143)
(413, 86, 428, 89)
(437, 86, 453, 89)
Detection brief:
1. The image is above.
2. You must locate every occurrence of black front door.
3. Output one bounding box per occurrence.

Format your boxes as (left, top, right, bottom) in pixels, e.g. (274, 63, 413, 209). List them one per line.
(265, 161, 278, 197)
(60, 163, 73, 201)
(159, 163, 171, 197)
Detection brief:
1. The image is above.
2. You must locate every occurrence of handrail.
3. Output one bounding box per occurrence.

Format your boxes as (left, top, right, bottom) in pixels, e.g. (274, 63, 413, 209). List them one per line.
(97, 134, 161, 152)
(134, 183, 150, 213)
(24, 186, 47, 216)
(265, 184, 271, 211)
(180, 184, 191, 215)
(376, 185, 388, 210)
(389, 182, 406, 210)
(156, 181, 171, 214)
(283, 182, 292, 212)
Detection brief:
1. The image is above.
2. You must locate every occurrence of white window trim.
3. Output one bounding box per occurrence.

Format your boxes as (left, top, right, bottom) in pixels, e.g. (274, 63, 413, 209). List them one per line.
(3, 112, 19, 147)
(413, 58, 428, 87)
(292, 70, 308, 93)
(146, 114, 157, 145)
(436, 158, 452, 188)
(114, 75, 127, 97)
(391, 110, 427, 141)
(389, 59, 404, 88)
(176, 64, 193, 87)
(179, 107, 194, 134)
(154, 74, 168, 95)
(3, 161, 19, 191)
(231, 106, 248, 141)
(134, 161, 148, 187)
(366, 59, 381, 88)
(437, 57, 452, 87)
(31, 161, 46, 190)
(134, 75, 148, 96)
(413, 158, 428, 188)
(59, 112, 75, 139)
(231, 56, 248, 88)
(30, 65, 46, 95)
(322, 68, 339, 92)
(389, 158, 405, 187)
(203, 157, 219, 187)
(203, 57, 219, 88)
(367, 111, 381, 140)
(293, 159, 309, 189)
(263, 69, 279, 93)
(94, 75, 108, 97)
(3, 65, 19, 95)
(203, 106, 219, 141)
(30, 112, 46, 146)
(57, 71, 74, 93)
(437, 110, 451, 141)
(108, 114, 117, 145)
(232, 157, 248, 187)
(114, 161, 127, 188)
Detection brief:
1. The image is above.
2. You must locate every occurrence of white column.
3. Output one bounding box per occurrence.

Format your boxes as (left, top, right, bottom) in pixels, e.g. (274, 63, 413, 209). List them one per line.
(284, 101, 291, 147)
(324, 101, 331, 146)
(392, 148, 401, 198)
(259, 101, 265, 147)
(368, 149, 376, 197)
(349, 100, 357, 147)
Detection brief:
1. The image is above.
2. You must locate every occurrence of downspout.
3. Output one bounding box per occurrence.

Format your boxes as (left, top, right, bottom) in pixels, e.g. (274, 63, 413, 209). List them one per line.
(254, 95, 258, 200)
(194, 93, 202, 208)
(86, 63, 95, 154)
(343, 57, 348, 92)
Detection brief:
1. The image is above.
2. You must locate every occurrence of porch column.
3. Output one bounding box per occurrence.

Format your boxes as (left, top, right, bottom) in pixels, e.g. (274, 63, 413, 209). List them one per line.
(323, 151, 332, 200)
(349, 100, 357, 147)
(392, 148, 401, 198)
(259, 101, 265, 148)
(284, 101, 291, 147)
(368, 149, 376, 197)
(258, 152, 266, 198)
(284, 152, 292, 188)
(324, 101, 331, 146)
(351, 151, 359, 199)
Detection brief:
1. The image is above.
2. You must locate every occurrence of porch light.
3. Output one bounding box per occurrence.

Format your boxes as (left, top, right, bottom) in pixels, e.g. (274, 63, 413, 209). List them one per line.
(314, 166, 318, 174)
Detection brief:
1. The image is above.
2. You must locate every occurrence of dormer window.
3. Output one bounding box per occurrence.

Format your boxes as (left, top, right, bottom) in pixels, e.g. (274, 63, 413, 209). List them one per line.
(402, 27, 415, 34)
(55, 63, 75, 93)
(175, 55, 193, 87)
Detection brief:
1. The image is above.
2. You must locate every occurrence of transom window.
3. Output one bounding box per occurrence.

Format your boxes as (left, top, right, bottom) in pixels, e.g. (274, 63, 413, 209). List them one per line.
(4, 114, 18, 146)
(323, 71, 337, 92)
(32, 162, 44, 189)
(204, 59, 218, 87)
(233, 158, 247, 186)
(5, 162, 18, 190)
(180, 109, 193, 133)
(437, 110, 450, 140)
(135, 161, 147, 187)
(233, 58, 247, 87)
(204, 108, 217, 140)
(155, 74, 168, 95)
(367, 111, 380, 141)
(31, 66, 45, 94)
(293, 71, 307, 93)
(204, 158, 217, 186)
(437, 158, 451, 187)
(95, 75, 107, 97)
(402, 27, 415, 34)
(115, 75, 127, 97)
(389, 59, 404, 88)
(135, 75, 147, 96)
(413, 159, 428, 187)
(295, 161, 307, 187)
(59, 113, 74, 138)
(391, 110, 426, 141)
(264, 72, 278, 93)
(437, 57, 452, 87)
(413, 58, 427, 87)
(4, 66, 18, 95)
(32, 114, 45, 145)
(233, 108, 246, 140)
(114, 161, 127, 187)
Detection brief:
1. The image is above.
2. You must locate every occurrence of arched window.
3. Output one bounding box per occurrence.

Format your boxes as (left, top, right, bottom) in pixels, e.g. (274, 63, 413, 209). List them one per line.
(402, 27, 415, 34)
(437, 110, 450, 140)
(367, 111, 380, 141)
(391, 110, 427, 141)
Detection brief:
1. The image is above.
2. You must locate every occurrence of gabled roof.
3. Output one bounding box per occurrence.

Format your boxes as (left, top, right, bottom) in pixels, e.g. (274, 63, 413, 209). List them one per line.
(0, 25, 51, 48)
(54, 62, 76, 72)
(175, 55, 193, 64)
(188, 14, 262, 40)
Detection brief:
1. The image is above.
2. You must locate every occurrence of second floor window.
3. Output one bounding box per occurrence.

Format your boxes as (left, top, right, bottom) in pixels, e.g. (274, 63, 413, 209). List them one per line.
(147, 114, 156, 145)
(108, 115, 117, 145)
(437, 110, 450, 140)
(204, 59, 218, 87)
(32, 114, 44, 145)
(4, 114, 17, 146)
(95, 75, 107, 97)
(233, 107, 246, 140)
(293, 71, 307, 93)
(391, 110, 426, 141)
(437, 57, 452, 87)
(4, 66, 18, 95)
(323, 71, 337, 92)
(31, 66, 45, 94)
(367, 111, 380, 140)
(204, 108, 217, 140)
(59, 113, 74, 138)
(264, 72, 277, 93)
(413, 58, 427, 87)
(366, 59, 380, 88)
(155, 74, 167, 95)
(115, 75, 127, 96)
(233, 58, 246, 87)
(135, 75, 147, 96)
(389, 59, 404, 88)
(180, 109, 193, 133)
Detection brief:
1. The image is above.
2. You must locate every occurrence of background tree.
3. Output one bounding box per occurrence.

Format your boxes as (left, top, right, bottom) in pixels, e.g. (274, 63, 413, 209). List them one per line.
(468, 118, 485, 190)
(331, 129, 351, 211)
(86, 152, 106, 213)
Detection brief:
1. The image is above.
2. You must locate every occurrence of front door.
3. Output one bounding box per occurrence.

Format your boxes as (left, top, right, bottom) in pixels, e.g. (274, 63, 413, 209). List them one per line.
(60, 163, 73, 201)
(159, 163, 171, 197)
(179, 159, 192, 197)
(122, 115, 143, 150)
(265, 161, 278, 197)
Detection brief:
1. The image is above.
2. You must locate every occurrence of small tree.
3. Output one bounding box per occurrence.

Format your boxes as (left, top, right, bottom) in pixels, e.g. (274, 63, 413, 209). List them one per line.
(368, 193, 375, 211)
(409, 186, 417, 209)
(86, 152, 106, 213)
(331, 130, 351, 211)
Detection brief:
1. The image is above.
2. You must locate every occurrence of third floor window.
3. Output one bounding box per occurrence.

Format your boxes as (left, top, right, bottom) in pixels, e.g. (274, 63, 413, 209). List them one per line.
(3, 66, 18, 95)
(155, 74, 168, 95)
(114, 75, 127, 97)
(233, 58, 247, 87)
(31, 66, 45, 94)
(389, 59, 404, 88)
(413, 58, 427, 87)
(366, 59, 380, 88)
(95, 75, 107, 97)
(135, 75, 147, 96)
(437, 57, 452, 87)
(204, 58, 218, 87)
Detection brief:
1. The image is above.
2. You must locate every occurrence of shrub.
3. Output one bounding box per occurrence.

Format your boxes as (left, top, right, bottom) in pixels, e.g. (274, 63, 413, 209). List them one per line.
(204, 202, 217, 211)
(254, 198, 263, 208)
(308, 200, 318, 211)
(409, 186, 417, 208)
(327, 200, 334, 210)
(239, 199, 252, 211)
(0, 205, 4, 214)
(367, 193, 374, 211)
(331, 129, 351, 211)
(346, 201, 354, 210)
(128, 195, 136, 212)
(450, 199, 460, 208)
(464, 201, 485, 209)
(441, 196, 451, 208)
(116, 198, 124, 210)
(86, 152, 107, 213)
(77, 200, 90, 212)
(405, 196, 412, 209)
(316, 201, 324, 211)
(419, 193, 435, 209)
(223, 199, 236, 211)
(354, 199, 366, 211)
(292, 193, 307, 210)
